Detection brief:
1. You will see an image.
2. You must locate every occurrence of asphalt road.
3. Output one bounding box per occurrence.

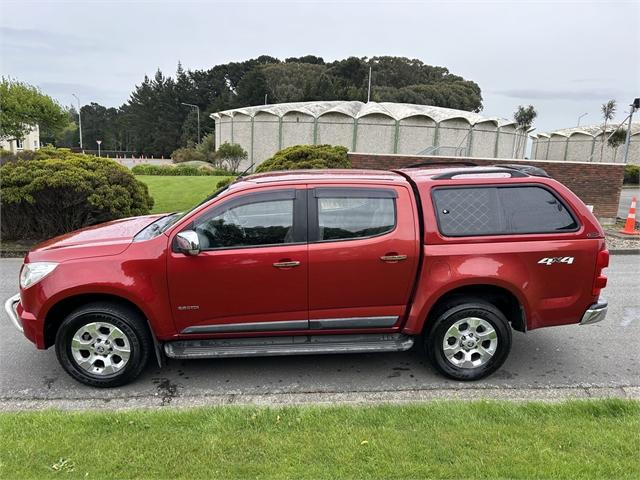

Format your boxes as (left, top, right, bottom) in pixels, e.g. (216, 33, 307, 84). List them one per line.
(0, 256, 638, 409)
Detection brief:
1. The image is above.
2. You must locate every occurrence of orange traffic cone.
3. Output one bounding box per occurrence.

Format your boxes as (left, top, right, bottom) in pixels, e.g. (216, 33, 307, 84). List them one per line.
(620, 196, 640, 235)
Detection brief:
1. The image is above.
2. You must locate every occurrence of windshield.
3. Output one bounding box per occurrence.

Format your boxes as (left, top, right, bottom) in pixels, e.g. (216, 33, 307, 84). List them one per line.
(133, 186, 230, 241)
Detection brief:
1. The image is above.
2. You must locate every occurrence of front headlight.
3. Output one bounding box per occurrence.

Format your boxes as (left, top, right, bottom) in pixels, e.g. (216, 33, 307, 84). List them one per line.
(20, 262, 58, 289)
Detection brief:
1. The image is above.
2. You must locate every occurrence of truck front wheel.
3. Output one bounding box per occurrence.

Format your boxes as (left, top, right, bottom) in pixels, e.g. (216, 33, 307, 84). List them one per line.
(55, 302, 152, 388)
(426, 299, 512, 381)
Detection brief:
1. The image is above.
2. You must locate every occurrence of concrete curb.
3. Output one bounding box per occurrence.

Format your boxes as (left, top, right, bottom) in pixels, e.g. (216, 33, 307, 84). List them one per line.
(609, 249, 640, 255)
(0, 386, 637, 411)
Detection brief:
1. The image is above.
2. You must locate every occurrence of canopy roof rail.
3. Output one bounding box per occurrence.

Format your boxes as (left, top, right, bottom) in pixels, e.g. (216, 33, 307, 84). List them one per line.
(494, 164, 550, 178)
(431, 168, 529, 180)
(405, 161, 478, 168)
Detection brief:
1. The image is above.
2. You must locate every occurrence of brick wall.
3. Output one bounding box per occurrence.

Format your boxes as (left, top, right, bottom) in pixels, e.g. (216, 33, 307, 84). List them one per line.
(349, 153, 625, 222)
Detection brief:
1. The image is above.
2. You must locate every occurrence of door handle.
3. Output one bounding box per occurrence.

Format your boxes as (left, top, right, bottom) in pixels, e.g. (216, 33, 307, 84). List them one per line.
(380, 254, 407, 263)
(273, 260, 301, 268)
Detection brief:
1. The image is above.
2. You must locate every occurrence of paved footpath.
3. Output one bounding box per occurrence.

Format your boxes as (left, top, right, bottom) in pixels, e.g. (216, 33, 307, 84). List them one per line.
(0, 256, 638, 410)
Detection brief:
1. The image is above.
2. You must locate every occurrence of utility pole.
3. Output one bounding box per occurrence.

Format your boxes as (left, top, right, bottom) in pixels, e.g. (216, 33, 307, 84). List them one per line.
(367, 66, 372, 103)
(181, 102, 201, 144)
(623, 98, 639, 164)
(577, 112, 588, 126)
(72, 93, 83, 149)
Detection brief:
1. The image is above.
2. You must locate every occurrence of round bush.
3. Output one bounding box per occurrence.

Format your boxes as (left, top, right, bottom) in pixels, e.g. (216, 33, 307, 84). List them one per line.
(624, 164, 639, 185)
(255, 145, 350, 173)
(1, 150, 154, 240)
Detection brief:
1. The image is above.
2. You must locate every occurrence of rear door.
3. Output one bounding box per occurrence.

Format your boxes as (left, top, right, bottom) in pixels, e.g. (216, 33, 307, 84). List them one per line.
(307, 185, 419, 331)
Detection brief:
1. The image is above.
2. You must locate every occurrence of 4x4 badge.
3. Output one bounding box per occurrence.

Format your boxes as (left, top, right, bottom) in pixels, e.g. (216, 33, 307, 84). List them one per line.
(538, 256, 574, 266)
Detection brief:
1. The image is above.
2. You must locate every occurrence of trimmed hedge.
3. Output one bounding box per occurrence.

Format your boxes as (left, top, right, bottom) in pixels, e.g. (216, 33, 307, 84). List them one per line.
(624, 164, 639, 185)
(131, 164, 231, 176)
(255, 145, 350, 173)
(1, 149, 154, 240)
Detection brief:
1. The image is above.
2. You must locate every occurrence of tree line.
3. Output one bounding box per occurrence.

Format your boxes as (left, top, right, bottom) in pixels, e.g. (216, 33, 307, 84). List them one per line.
(52, 56, 484, 156)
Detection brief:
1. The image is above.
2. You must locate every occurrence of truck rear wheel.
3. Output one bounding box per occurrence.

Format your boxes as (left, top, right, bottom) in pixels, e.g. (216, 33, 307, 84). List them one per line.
(425, 298, 512, 381)
(55, 302, 152, 388)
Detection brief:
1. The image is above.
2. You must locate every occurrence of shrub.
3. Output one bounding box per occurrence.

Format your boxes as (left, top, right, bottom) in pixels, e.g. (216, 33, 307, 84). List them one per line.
(216, 142, 248, 173)
(171, 147, 206, 164)
(624, 164, 639, 185)
(196, 134, 218, 166)
(256, 144, 350, 173)
(215, 176, 236, 190)
(1, 150, 154, 240)
(131, 164, 230, 176)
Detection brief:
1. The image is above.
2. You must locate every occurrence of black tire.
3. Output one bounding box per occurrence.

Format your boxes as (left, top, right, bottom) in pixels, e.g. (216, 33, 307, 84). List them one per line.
(55, 302, 152, 388)
(425, 298, 512, 381)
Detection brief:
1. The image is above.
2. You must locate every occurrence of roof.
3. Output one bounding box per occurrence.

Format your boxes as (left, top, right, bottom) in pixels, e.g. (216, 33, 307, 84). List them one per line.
(533, 121, 640, 139)
(237, 169, 405, 185)
(211, 101, 518, 128)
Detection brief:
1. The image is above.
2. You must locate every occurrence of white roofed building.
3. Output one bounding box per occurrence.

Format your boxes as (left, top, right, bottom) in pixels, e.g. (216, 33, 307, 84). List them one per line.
(531, 122, 639, 164)
(211, 101, 529, 170)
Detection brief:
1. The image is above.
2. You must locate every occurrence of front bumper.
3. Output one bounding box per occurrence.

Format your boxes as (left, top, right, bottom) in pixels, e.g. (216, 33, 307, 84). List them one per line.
(580, 298, 608, 325)
(4, 293, 23, 333)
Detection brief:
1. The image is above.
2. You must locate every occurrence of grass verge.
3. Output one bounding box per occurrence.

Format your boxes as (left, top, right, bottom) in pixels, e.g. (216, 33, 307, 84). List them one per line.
(0, 400, 638, 479)
(136, 175, 232, 214)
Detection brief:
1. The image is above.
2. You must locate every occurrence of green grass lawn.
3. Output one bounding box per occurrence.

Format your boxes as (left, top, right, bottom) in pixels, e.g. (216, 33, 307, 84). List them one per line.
(137, 175, 233, 214)
(0, 400, 637, 479)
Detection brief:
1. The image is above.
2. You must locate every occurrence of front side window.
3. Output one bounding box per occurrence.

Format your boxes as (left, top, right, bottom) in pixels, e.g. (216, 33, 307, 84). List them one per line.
(433, 185, 578, 236)
(315, 190, 396, 241)
(195, 198, 294, 249)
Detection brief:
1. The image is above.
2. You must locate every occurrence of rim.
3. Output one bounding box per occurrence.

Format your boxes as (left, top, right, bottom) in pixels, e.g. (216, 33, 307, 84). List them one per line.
(70, 321, 131, 376)
(442, 317, 498, 369)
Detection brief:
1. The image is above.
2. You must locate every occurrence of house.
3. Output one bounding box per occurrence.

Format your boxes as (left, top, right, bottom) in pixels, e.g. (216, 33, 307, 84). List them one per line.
(0, 124, 40, 153)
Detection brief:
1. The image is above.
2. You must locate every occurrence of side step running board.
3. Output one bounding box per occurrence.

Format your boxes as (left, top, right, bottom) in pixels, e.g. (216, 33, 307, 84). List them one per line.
(164, 333, 414, 359)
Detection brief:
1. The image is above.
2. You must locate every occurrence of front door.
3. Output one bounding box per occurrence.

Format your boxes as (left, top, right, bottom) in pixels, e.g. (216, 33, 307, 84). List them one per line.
(167, 187, 308, 334)
(307, 185, 419, 330)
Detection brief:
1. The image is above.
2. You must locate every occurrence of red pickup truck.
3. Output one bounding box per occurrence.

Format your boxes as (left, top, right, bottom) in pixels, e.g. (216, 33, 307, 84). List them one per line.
(5, 164, 609, 387)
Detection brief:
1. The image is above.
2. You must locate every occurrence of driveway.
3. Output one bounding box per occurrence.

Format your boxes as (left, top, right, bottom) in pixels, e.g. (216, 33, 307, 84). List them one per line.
(1, 256, 638, 409)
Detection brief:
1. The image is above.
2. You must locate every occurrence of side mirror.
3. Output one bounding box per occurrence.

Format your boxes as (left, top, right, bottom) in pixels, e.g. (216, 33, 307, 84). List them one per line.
(174, 230, 200, 256)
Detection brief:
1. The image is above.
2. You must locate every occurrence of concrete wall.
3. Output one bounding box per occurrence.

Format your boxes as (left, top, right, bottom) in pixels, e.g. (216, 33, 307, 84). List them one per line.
(348, 152, 625, 222)
(397, 115, 436, 154)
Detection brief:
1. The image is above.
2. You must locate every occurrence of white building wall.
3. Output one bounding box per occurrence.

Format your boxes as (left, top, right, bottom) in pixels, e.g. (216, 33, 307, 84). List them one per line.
(356, 114, 395, 153)
(496, 125, 517, 158)
(251, 112, 280, 163)
(230, 113, 253, 171)
(0, 124, 40, 153)
(565, 133, 593, 162)
(397, 115, 436, 155)
(438, 118, 471, 153)
(316, 112, 354, 149)
(470, 122, 498, 158)
(281, 112, 314, 148)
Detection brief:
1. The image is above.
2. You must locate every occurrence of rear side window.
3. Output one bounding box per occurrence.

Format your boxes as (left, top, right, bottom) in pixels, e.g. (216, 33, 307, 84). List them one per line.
(432, 186, 578, 236)
(312, 188, 397, 241)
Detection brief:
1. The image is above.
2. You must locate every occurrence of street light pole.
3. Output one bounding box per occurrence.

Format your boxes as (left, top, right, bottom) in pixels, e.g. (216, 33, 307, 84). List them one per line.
(96, 140, 102, 157)
(577, 112, 588, 126)
(72, 93, 83, 149)
(181, 102, 200, 144)
(623, 98, 639, 164)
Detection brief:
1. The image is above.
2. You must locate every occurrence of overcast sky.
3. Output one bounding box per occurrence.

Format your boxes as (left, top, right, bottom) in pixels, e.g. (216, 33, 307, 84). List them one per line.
(1, 0, 638, 133)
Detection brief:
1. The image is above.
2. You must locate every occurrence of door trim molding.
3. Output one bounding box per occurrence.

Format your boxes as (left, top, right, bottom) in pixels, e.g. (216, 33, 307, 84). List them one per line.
(180, 316, 399, 334)
(181, 320, 308, 334)
(309, 316, 398, 330)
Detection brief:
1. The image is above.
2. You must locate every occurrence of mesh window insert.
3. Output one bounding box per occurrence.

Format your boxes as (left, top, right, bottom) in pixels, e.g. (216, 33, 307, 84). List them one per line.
(433, 187, 501, 236)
